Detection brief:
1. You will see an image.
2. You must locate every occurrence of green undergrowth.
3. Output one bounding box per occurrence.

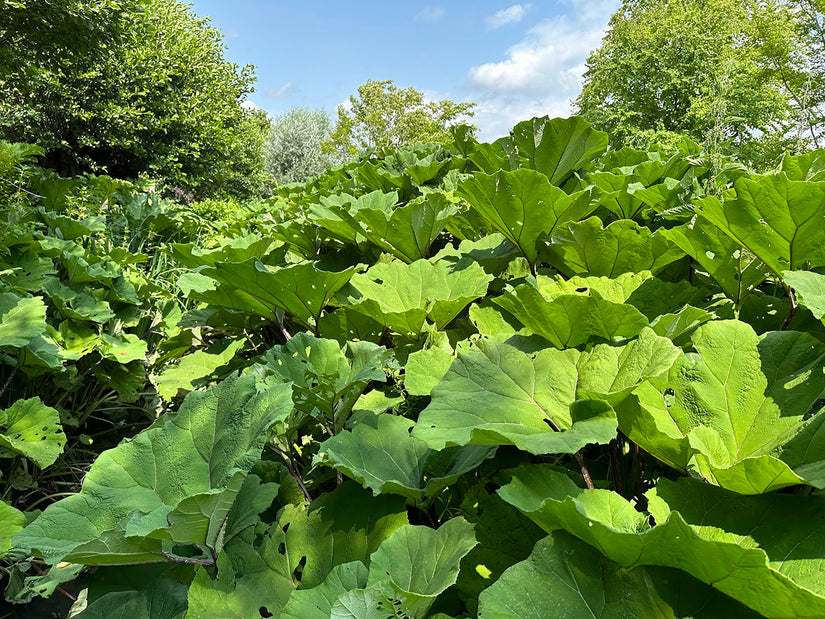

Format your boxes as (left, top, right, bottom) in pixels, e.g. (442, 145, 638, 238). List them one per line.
(2, 117, 825, 617)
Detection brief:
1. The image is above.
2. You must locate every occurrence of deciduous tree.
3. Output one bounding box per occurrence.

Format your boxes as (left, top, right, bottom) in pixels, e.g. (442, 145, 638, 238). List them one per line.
(265, 107, 338, 185)
(575, 0, 811, 166)
(0, 0, 267, 198)
(325, 79, 476, 156)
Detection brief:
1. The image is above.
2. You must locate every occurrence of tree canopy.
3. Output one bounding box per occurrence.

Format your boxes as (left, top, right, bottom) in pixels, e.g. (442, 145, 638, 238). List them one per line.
(0, 0, 267, 198)
(325, 79, 476, 156)
(575, 0, 814, 166)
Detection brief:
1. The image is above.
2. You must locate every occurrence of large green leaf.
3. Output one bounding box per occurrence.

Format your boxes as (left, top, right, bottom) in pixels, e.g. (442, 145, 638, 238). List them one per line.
(187, 483, 408, 617)
(153, 339, 245, 400)
(457, 168, 592, 268)
(413, 333, 677, 454)
(492, 280, 649, 349)
(40, 210, 106, 240)
(698, 175, 825, 275)
(311, 190, 397, 244)
(13, 374, 293, 564)
(403, 345, 455, 395)
(0, 397, 65, 468)
(169, 234, 280, 268)
(618, 320, 825, 493)
(511, 116, 608, 186)
(250, 333, 392, 433)
(779, 149, 825, 181)
(341, 259, 492, 337)
(478, 531, 758, 619)
(0, 293, 47, 348)
(328, 518, 477, 619)
(456, 490, 545, 613)
(186, 533, 295, 619)
(74, 575, 188, 619)
(783, 269, 825, 319)
(274, 483, 409, 590)
(327, 191, 457, 262)
(282, 561, 369, 619)
(498, 465, 825, 618)
(0, 500, 25, 555)
(661, 215, 768, 303)
(532, 270, 707, 326)
(314, 413, 495, 499)
(477, 531, 675, 618)
(543, 217, 684, 278)
(185, 259, 356, 327)
(42, 279, 115, 323)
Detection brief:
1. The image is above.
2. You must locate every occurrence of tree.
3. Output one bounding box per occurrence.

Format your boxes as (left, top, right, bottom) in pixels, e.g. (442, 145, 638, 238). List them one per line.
(264, 107, 338, 185)
(0, 0, 267, 198)
(325, 79, 476, 156)
(574, 0, 812, 166)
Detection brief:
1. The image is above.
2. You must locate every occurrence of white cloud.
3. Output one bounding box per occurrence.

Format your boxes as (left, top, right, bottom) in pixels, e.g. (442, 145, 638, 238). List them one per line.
(467, 0, 619, 139)
(486, 4, 531, 29)
(472, 96, 571, 142)
(266, 82, 293, 98)
(415, 6, 445, 21)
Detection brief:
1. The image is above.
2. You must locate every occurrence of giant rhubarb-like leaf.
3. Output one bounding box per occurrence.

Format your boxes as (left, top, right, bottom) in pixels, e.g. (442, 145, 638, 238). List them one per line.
(543, 217, 684, 278)
(617, 319, 825, 493)
(314, 413, 495, 499)
(511, 116, 608, 186)
(181, 259, 355, 328)
(0, 397, 65, 468)
(13, 374, 292, 564)
(457, 168, 592, 269)
(413, 332, 677, 454)
(661, 215, 768, 303)
(498, 465, 825, 618)
(341, 259, 492, 337)
(698, 174, 825, 275)
(0, 293, 47, 349)
(492, 280, 649, 349)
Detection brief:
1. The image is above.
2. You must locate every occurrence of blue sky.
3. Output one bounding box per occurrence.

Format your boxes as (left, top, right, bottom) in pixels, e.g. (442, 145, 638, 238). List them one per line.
(189, 1, 619, 140)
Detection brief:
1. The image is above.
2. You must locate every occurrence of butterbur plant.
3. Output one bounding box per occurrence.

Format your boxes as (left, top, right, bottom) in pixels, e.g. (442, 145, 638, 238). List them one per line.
(5, 118, 825, 618)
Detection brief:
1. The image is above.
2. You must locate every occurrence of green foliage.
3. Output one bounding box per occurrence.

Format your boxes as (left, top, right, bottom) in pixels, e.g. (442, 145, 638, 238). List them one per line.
(325, 79, 476, 156)
(576, 0, 811, 167)
(0, 0, 267, 198)
(13, 374, 292, 564)
(7, 117, 825, 617)
(265, 107, 339, 185)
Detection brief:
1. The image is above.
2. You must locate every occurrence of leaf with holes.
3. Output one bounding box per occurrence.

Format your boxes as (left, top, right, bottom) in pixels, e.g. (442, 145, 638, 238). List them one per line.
(617, 320, 825, 493)
(0, 397, 65, 468)
(13, 374, 292, 564)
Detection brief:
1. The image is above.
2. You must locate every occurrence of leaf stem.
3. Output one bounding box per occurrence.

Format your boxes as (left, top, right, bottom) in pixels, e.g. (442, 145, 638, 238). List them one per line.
(160, 551, 215, 566)
(574, 450, 594, 490)
(0, 365, 19, 402)
(780, 284, 798, 330)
